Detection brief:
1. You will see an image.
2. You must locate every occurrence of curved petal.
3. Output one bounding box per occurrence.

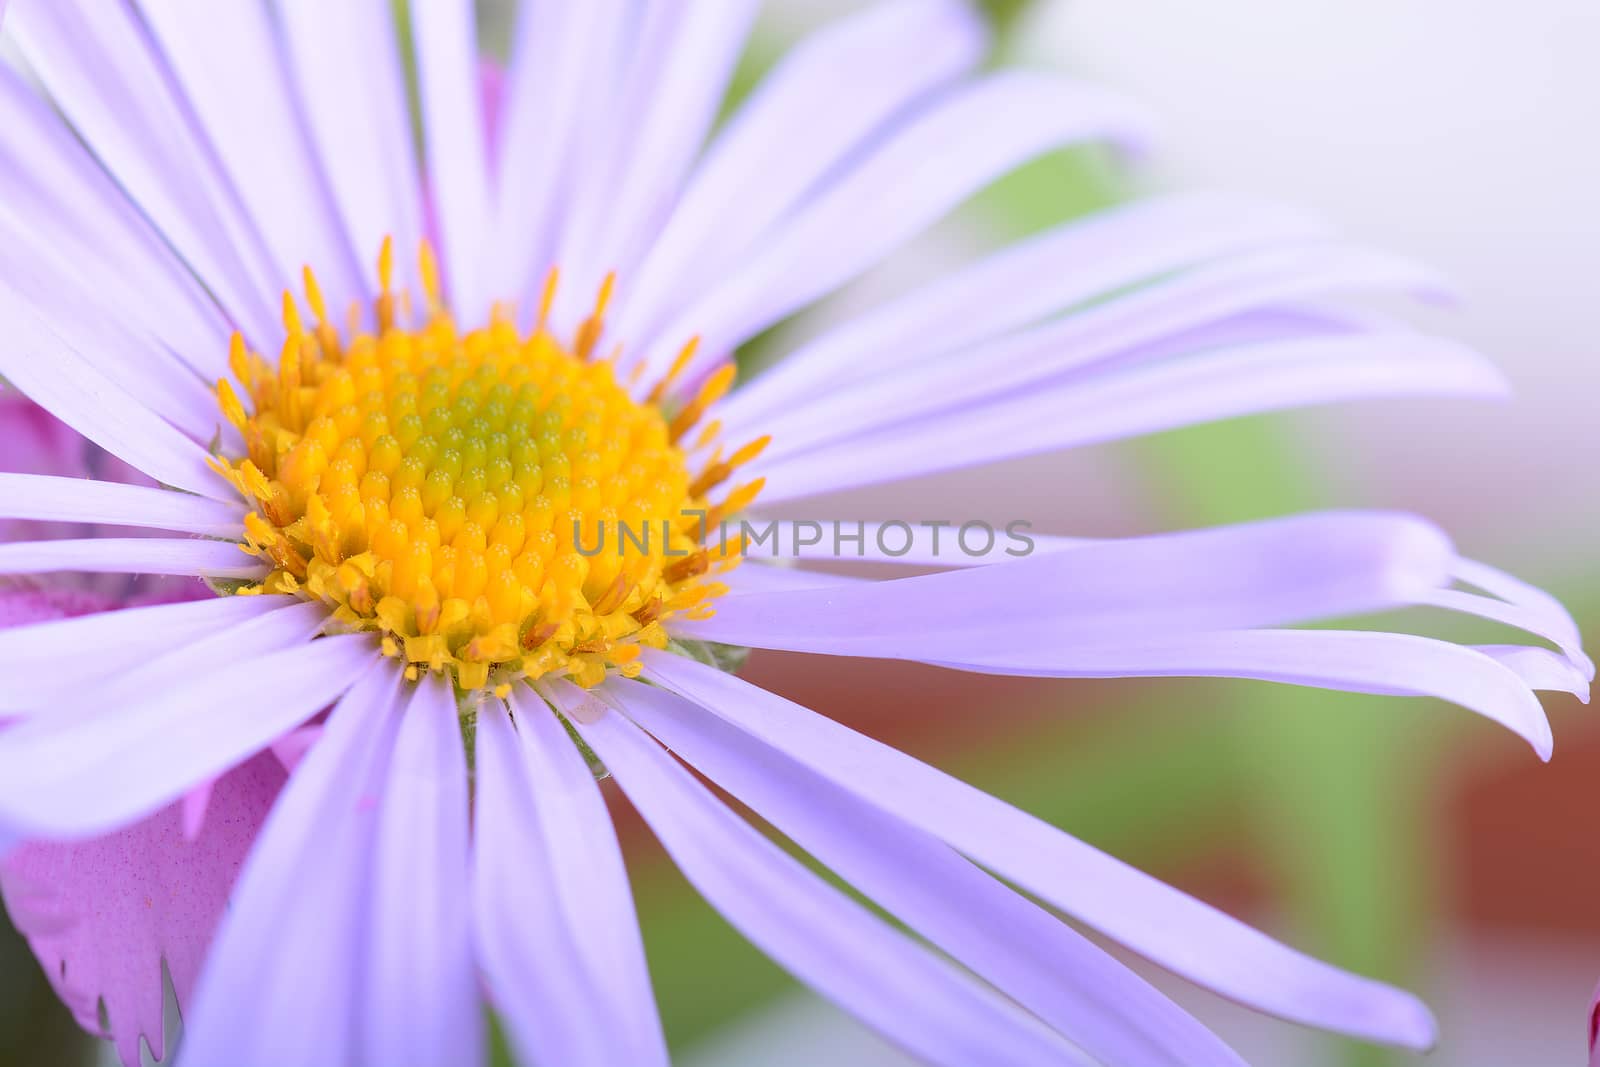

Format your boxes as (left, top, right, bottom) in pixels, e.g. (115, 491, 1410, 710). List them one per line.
(614, 0, 987, 345)
(720, 193, 1335, 431)
(1476, 645, 1591, 701)
(362, 674, 481, 1067)
(473, 698, 667, 1066)
(639, 651, 1438, 1050)
(0, 632, 377, 844)
(0, 474, 243, 537)
(925, 629, 1555, 760)
(0, 753, 285, 1067)
(0, 538, 264, 580)
(676, 512, 1456, 654)
(607, 677, 1245, 1067)
(751, 331, 1507, 504)
(749, 244, 1448, 462)
(564, 682, 1085, 1067)
(182, 661, 406, 1067)
(636, 71, 1152, 386)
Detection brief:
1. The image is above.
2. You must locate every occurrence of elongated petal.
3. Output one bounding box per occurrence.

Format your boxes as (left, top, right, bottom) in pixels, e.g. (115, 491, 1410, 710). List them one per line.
(1476, 645, 1591, 701)
(474, 699, 667, 1066)
(722, 193, 1333, 429)
(567, 685, 1086, 1067)
(0, 753, 284, 1067)
(7, 0, 278, 343)
(183, 662, 405, 1067)
(279, 0, 424, 300)
(926, 630, 1555, 759)
(0, 632, 377, 844)
(618, 0, 975, 340)
(362, 674, 481, 1067)
(1440, 557, 1592, 678)
(639, 71, 1152, 385)
(0, 594, 300, 714)
(0, 68, 229, 378)
(750, 244, 1447, 461)
(676, 512, 1454, 654)
(0, 538, 263, 580)
(139, 0, 362, 310)
(575, 0, 758, 293)
(410, 0, 492, 323)
(0, 474, 242, 537)
(0, 242, 226, 443)
(608, 678, 1244, 1067)
(640, 651, 1438, 1049)
(511, 691, 667, 1062)
(753, 332, 1506, 503)
(0, 284, 233, 500)
(489, 0, 625, 301)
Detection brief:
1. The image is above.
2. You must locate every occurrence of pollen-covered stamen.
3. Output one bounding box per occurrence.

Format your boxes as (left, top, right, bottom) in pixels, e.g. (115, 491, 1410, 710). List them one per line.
(211, 241, 763, 690)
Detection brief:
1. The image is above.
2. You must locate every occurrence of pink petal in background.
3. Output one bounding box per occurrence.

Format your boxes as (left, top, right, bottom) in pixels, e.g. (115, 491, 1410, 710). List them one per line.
(0, 754, 285, 1066)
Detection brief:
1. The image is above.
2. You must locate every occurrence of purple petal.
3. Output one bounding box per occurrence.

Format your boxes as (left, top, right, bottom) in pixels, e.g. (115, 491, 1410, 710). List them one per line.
(278, 0, 424, 303)
(0, 537, 265, 580)
(565, 682, 1084, 1066)
(616, 0, 986, 349)
(640, 651, 1438, 1049)
(748, 244, 1449, 463)
(410, 0, 493, 323)
(473, 697, 667, 1066)
(0, 630, 376, 844)
(1476, 645, 1591, 701)
(925, 630, 1554, 760)
(0, 68, 230, 378)
(0, 284, 234, 501)
(508, 690, 668, 1062)
(721, 192, 1334, 430)
(0, 594, 295, 715)
(607, 677, 1246, 1067)
(639, 71, 1153, 386)
(138, 0, 363, 311)
(752, 331, 1505, 504)
(569, 1, 759, 303)
(487, 0, 622, 302)
(0, 245, 226, 443)
(676, 512, 1455, 655)
(0, 473, 243, 537)
(363, 675, 481, 1066)
(6, 0, 279, 344)
(0, 752, 284, 1066)
(183, 661, 407, 1067)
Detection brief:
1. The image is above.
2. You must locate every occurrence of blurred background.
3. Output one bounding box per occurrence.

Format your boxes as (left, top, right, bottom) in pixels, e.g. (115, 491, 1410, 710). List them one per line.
(2, 1, 1597, 1065)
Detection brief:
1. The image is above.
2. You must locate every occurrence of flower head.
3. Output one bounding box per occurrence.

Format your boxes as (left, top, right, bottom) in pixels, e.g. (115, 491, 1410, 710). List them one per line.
(0, 2, 1588, 1066)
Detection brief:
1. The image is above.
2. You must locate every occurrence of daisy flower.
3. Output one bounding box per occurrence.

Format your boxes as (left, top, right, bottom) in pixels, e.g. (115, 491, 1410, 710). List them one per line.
(0, 2, 1589, 1065)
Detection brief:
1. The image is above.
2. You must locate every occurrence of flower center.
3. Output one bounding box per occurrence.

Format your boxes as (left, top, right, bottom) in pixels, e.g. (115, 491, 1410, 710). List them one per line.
(211, 241, 767, 691)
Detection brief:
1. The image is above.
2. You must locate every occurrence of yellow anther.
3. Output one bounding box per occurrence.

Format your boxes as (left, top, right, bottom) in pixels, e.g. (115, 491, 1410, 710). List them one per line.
(670, 363, 737, 444)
